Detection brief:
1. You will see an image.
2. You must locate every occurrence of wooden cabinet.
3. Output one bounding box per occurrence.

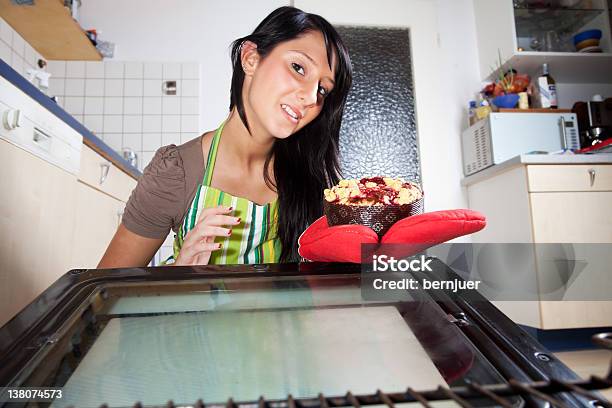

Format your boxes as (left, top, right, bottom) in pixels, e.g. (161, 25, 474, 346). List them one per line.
(0, 141, 137, 327)
(0, 0, 101, 61)
(466, 163, 612, 329)
(473, 0, 612, 83)
(0, 139, 77, 327)
(68, 145, 137, 270)
(69, 181, 124, 269)
(78, 145, 137, 202)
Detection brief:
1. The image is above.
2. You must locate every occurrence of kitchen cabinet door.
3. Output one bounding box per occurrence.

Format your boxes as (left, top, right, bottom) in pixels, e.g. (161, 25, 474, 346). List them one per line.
(530, 191, 612, 242)
(0, 140, 77, 327)
(79, 145, 137, 203)
(530, 191, 612, 329)
(69, 182, 124, 270)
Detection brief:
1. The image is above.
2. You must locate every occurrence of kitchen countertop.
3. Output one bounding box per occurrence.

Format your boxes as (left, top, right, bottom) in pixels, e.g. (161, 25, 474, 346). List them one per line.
(461, 153, 612, 186)
(0, 59, 141, 180)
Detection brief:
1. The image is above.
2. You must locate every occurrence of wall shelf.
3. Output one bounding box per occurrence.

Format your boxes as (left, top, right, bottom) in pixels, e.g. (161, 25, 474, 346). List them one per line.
(487, 51, 612, 83)
(0, 0, 101, 61)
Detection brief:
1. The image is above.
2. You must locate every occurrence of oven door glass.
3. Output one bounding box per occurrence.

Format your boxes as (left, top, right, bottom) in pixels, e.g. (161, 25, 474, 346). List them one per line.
(2, 268, 519, 408)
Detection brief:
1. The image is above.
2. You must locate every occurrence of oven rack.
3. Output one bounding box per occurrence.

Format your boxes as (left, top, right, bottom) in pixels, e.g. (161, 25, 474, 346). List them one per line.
(99, 333, 611, 408)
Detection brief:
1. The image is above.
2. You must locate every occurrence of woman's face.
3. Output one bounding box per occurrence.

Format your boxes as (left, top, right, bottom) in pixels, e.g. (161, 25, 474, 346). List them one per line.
(241, 30, 337, 139)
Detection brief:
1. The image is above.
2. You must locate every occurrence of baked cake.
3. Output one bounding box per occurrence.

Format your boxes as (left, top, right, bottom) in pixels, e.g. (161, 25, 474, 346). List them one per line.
(323, 177, 424, 236)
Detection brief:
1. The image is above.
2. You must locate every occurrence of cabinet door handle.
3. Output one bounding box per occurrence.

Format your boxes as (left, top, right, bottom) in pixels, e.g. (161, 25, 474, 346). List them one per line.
(100, 163, 110, 185)
(588, 168, 596, 187)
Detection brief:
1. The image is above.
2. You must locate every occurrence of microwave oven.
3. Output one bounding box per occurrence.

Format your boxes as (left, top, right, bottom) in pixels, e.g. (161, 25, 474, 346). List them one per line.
(461, 112, 579, 176)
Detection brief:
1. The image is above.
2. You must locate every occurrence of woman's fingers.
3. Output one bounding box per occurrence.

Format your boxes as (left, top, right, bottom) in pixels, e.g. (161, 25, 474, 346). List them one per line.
(199, 225, 232, 237)
(197, 205, 234, 222)
(175, 205, 237, 266)
(203, 214, 241, 227)
(175, 240, 222, 265)
(191, 214, 239, 238)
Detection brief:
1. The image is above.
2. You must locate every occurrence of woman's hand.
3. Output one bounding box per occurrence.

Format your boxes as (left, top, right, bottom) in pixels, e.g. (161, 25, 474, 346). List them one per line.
(174, 206, 240, 266)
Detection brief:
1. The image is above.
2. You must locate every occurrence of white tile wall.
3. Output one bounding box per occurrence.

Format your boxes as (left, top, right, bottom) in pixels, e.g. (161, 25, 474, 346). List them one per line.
(162, 97, 180, 115)
(47, 60, 66, 77)
(123, 115, 142, 133)
(144, 62, 162, 79)
(143, 79, 162, 97)
(104, 61, 124, 78)
(104, 79, 124, 96)
(86, 61, 105, 78)
(103, 115, 123, 133)
(104, 97, 123, 115)
(143, 97, 161, 114)
(66, 61, 85, 77)
(0, 40, 11, 63)
(123, 97, 142, 115)
(84, 97, 103, 115)
(125, 62, 143, 79)
(0, 18, 45, 84)
(49, 60, 200, 172)
(124, 79, 143, 97)
(85, 79, 104, 96)
(162, 115, 180, 133)
(64, 96, 84, 115)
(65, 78, 85, 96)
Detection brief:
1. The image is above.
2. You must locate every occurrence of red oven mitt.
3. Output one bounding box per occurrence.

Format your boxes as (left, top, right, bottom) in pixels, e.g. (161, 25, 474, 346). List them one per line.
(298, 209, 486, 263)
(298, 216, 379, 263)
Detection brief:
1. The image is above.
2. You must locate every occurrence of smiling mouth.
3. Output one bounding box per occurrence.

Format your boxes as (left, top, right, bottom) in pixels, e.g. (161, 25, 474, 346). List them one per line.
(281, 104, 300, 123)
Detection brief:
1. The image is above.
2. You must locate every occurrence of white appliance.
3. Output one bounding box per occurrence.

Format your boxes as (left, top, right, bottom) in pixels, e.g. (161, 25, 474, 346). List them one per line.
(461, 112, 580, 176)
(0, 76, 81, 175)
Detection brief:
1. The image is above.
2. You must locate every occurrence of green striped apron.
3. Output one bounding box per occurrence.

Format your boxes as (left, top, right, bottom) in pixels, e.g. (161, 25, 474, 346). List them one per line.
(166, 123, 282, 265)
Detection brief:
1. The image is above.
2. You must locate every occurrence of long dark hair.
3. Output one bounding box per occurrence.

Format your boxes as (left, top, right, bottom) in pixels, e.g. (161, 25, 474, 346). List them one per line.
(229, 6, 352, 262)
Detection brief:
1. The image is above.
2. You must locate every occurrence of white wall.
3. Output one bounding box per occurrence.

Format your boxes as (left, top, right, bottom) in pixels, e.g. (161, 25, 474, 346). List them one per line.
(434, 0, 482, 209)
(557, 83, 612, 108)
(77, 0, 482, 211)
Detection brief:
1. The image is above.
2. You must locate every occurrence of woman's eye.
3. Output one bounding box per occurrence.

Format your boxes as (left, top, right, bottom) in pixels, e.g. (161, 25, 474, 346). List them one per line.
(318, 85, 328, 97)
(291, 63, 305, 75)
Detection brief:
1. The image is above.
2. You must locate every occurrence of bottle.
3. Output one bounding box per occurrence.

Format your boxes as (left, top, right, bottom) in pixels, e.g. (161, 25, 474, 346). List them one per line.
(518, 92, 529, 109)
(468, 100, 477, 126)
(536, 63, 558, 109)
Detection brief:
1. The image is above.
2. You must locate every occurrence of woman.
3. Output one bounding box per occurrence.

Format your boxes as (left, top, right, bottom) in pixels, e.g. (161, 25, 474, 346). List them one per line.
(98, 6, 352, 267)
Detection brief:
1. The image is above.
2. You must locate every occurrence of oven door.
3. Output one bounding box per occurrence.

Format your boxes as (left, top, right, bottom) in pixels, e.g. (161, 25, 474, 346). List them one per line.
(0, 261, 605, 408)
